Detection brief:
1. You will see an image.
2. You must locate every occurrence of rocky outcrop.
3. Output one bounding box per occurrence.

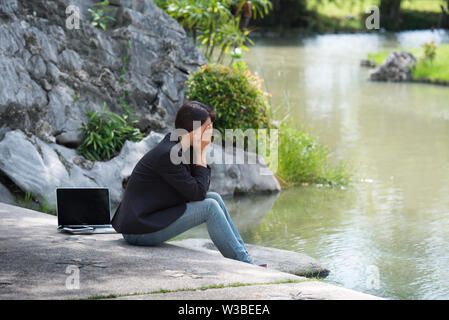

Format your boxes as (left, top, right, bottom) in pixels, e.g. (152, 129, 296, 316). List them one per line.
(0, 0, 281, 204)
(0, 0, 203, 146)
(0, 183, 15, 205)
(369, 51, 416, 82)
(0, 130, 280, 209)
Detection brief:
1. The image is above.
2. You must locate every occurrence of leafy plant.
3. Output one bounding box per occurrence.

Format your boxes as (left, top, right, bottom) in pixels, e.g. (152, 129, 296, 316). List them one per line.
(275, 121, 350, 187)
(421, 41, 437, 63)
(14, 191, 56, 215)
(77, 103, 143, 161)
(155, 0, 264, 64)
(186, 61, 271, 137)
(88, 0, 115, 31)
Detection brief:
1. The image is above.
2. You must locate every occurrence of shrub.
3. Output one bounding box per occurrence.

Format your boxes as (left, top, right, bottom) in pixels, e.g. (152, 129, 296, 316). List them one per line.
(274, 122, 350, 187)
(14, 191, 56, 215)
(88, 0, 115, 31)
(421, 41, 437, 63)
(185, 61, 271, 136)
(77, 103, 143, 161)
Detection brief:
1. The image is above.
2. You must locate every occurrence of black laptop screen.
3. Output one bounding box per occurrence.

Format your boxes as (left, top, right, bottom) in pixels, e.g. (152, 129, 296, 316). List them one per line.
(57, 188, 110, 226)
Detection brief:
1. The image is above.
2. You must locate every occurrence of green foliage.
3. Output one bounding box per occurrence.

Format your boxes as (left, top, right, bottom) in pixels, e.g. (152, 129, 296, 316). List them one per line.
(154, 0, 271, 63)
(88, 0, 115, 31)
(421, 41, 437, 63)
(77, 103, 143, 161)
(275, 122, 350, 187)
(185, 61, 271, 135)
(14, 191, 56, 215)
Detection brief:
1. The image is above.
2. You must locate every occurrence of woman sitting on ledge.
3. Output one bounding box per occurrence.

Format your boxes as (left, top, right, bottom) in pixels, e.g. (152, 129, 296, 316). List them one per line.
(111, 100, 256, 265)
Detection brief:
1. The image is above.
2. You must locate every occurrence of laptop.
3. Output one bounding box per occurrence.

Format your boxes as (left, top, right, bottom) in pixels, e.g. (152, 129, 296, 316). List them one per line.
(56, 187, 116, 234)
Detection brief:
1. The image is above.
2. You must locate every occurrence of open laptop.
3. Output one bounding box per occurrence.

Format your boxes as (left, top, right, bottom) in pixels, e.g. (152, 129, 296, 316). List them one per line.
(56, 187, 116, 234)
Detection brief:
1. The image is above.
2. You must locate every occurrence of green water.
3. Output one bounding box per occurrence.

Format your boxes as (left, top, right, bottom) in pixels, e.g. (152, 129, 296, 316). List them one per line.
(182, 30, 449, 299)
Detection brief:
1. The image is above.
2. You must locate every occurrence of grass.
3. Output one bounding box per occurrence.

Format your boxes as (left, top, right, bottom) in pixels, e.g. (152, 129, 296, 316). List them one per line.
(367, 43, 449, 82)
(309, 0, 446, 17)
(81, 278, 308, 300)
(272, 122, 351, 188)
(13, 191, 56, 215)
(306, 0, 446, 33)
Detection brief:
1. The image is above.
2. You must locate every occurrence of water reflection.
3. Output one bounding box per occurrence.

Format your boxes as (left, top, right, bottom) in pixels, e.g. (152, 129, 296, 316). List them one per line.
(173, 192, 279, 239)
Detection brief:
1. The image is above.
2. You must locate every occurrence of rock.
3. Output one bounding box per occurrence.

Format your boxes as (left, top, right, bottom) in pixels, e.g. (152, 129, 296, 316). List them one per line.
(207, 143, 280, 196)
(0, 0, 205, 145)
(360, 59, 376, 68)
(369, 51, 416, 82)
(135, 113, 167, 134)
(0, 0, 280, 201)
(173, 238, 330, 278)
(0, 130, 280, 209)
(0, 182, 15, 205)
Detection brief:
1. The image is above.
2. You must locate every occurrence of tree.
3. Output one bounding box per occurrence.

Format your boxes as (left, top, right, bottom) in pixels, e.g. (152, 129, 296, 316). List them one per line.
(379, 0, 402, 29)
(440, 0, 449, 29)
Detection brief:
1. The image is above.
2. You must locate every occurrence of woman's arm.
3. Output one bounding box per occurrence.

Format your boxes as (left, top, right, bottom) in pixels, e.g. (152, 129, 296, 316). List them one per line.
(157, 150, 210, 201)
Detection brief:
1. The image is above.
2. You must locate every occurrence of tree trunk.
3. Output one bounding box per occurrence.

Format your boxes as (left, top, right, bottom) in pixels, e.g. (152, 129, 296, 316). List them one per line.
(380, 0, 402, 19)
(380, 0, 402, 29)
(440, 2, 449, 29)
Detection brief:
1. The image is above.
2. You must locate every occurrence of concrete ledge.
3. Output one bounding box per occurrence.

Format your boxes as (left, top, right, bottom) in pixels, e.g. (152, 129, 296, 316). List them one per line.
(115, 281, 383, 300)
(0, 202, 382, 300)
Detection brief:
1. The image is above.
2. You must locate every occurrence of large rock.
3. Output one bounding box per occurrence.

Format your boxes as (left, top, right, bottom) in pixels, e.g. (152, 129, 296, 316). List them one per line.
(0, 0, 205, 146)
(0, 183, 15, 205)
(369, 51, 416, 82)
(0, 130, 280, 210)
(0, 0, 281, 202)
(173, 238, 330, 278)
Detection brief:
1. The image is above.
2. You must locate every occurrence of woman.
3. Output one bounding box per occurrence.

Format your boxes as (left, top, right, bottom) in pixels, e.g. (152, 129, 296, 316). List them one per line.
(111, 100, 256, 265)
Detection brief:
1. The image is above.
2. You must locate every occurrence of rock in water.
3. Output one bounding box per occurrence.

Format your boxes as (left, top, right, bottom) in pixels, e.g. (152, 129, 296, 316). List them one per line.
(369, 51, 416, 82)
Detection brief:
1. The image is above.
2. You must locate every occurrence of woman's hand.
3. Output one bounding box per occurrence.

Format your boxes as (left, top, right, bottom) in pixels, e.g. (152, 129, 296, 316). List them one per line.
(201, 123, 213, 151)
(192, 124, 211, 167)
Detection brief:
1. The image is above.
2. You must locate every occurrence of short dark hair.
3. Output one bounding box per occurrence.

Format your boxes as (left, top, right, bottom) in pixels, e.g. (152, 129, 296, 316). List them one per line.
(175, 100, 216, 132)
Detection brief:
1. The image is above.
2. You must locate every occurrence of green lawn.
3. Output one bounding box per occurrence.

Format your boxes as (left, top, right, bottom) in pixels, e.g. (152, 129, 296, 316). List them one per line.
(306, 0, 446, 32)
(308, 0, 446, 17)
(367, 43, 449, 81)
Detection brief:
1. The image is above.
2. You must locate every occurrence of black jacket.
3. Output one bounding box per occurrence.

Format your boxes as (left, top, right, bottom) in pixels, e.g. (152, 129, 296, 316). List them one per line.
(111, 131, 211, 234)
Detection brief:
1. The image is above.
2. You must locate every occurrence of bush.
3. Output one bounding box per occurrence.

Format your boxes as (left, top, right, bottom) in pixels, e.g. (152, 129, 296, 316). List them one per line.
(185, 61, 271, 136)
(88, 0, 115, 31)
(275, 122, 350, 187)
(421, 41, 437, 63)
(77, 103, 143, 161)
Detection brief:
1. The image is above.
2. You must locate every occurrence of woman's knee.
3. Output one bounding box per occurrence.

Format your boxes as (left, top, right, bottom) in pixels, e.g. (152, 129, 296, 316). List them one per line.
(206, 191, 224, 204)
(203, 198, 225, 219)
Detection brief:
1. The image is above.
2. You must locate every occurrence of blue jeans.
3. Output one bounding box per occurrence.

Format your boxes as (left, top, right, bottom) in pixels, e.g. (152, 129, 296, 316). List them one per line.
(122, 192, 255, 264)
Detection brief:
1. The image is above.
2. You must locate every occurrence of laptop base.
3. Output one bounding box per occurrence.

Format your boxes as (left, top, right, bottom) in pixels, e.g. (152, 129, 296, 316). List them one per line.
(58, 225, 117, 234)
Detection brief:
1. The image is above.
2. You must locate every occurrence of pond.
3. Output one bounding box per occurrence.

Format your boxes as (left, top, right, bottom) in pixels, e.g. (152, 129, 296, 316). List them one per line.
(179, 30, 449, 300)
